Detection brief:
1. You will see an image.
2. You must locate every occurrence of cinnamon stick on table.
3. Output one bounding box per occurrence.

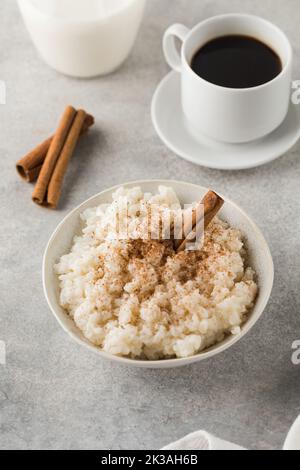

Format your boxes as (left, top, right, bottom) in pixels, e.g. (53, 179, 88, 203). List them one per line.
(47, 109, 87, 209)
(175, 190, 224, 253)
(32, 105, 77, 205)
(16, 114, 94, 183)
(16, 136, 53, 183)
(31, 107, 93, 208)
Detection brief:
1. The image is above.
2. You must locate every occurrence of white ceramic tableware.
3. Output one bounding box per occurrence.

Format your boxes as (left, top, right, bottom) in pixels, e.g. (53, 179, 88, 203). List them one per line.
(283, 416, 300, 450)
(43, 180, 274, 369)
(151, 71, 300, 170)
(163, 14, 292, 143)
(18, 0, 146, 77)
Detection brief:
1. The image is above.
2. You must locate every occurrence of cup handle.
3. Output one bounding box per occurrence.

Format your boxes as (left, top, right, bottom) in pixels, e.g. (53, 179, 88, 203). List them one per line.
(163, 24, 190, 72)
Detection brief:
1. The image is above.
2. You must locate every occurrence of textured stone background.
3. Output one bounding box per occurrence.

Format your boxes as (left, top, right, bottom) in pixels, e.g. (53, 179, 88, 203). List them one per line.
(0, 0, 300, 450)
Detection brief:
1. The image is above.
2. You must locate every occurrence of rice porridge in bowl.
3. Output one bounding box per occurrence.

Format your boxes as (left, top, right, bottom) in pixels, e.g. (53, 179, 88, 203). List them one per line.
(55, 186, 258, 360)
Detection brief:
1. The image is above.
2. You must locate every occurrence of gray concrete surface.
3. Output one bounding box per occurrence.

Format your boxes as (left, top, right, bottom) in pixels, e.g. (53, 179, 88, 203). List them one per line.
(1, 0, 300, 450)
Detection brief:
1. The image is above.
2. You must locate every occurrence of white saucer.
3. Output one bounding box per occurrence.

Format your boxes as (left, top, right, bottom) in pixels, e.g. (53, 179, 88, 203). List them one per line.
(151, 71, 300, 170)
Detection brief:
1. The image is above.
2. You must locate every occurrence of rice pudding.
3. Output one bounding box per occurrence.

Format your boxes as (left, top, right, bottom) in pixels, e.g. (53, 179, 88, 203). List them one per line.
(55, 186, 257, 359)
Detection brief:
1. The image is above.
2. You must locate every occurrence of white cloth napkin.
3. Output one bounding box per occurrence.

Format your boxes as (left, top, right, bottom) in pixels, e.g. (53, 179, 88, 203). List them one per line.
(163, 416, 300, 450)
(162, 430, 245, 450)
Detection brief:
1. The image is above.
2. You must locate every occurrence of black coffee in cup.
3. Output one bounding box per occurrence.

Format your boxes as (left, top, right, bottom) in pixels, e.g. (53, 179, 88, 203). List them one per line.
(191, 35, 282, 89)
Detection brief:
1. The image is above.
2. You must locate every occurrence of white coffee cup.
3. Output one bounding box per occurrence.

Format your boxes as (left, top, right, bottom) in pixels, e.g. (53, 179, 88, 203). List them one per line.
(18, 0, 146, 78)
(163, 14, 292, 143)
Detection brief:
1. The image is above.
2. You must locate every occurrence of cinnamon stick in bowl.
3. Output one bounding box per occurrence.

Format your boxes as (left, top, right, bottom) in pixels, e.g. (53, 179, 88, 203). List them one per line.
(175, 190, 224, 253)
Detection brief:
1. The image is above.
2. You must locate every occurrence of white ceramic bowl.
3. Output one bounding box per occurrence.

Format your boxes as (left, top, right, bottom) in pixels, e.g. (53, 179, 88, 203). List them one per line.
(43, 180, 274, 368)
(18, 0, 146, 78)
